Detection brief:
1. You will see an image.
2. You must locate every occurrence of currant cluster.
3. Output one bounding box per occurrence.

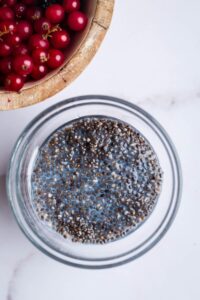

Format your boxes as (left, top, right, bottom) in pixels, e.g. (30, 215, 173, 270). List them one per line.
(0, 0, 88, 92)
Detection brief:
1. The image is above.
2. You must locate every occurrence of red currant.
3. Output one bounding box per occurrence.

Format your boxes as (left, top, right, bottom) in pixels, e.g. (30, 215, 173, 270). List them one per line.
(0, 0, 89, 92)
(13, 43, 29, 56)
(5, 34, 21, 47)
(63, 0, 80, 12)
(32, 49, 49, 64)
(29, 34, 49, 50)
(67, 11, 88, 31)
(21, 73, 29, 82)
(0, 57, 12, 74)
(4, 73, 24, 91)
(3, 0, 16, 6)
(45, 4, 64, 24)
(0, 41, 12, 56)
(14, 3, 27, 19)
(34, 18, 51, 34)
(0, 20, 17, 34)
(51, 29, 70, 49)
(47, 49, 64, 69)
(17, 20, 32, 40)
(13, 54, 33, 75)
(26, 7, 42, 21)
(31, 64, 47, 80)
(0, 7, 14, 21)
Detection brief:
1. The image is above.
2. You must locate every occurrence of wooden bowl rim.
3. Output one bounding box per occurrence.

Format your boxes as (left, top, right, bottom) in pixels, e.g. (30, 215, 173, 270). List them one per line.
(0, 0, 115, 111)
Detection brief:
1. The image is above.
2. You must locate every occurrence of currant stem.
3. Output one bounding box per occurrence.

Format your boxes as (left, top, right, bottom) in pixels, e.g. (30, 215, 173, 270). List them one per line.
(0, 26, 9, 38)
(43, 24, 61, 39)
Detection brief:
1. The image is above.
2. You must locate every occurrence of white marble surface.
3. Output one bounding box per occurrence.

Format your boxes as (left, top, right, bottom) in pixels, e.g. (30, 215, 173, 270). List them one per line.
(0, 0, 200, 299)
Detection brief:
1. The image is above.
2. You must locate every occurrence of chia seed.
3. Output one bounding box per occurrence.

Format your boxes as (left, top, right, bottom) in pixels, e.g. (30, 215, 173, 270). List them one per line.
(31, 117, 163, 244)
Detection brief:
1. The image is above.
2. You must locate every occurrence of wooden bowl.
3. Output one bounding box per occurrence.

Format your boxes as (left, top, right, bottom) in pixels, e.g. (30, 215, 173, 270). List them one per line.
(0, 0, 114, 110)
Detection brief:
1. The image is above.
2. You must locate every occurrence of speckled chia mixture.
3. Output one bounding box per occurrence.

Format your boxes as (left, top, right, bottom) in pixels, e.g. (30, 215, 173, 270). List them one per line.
(31, 117, 163, 244)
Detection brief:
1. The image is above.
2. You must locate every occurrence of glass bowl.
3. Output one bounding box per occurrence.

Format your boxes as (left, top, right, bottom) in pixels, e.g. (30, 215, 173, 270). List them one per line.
(7, 95, 182, 269)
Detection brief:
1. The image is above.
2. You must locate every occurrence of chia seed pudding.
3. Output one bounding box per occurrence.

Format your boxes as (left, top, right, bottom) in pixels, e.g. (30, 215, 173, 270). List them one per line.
(31, 117, 163, 244)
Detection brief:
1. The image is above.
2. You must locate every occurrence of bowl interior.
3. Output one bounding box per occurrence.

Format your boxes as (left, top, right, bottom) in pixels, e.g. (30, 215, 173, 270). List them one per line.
(0, 0, 97, 94)
(7, 96, 181, 268)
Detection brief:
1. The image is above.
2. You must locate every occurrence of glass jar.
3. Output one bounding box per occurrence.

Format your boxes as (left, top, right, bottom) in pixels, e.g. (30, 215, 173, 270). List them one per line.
(7, 95, 182, 268)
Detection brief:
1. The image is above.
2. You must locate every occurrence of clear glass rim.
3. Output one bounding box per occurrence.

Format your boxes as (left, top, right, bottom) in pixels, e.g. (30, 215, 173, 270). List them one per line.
(6, 95, 182, 269)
